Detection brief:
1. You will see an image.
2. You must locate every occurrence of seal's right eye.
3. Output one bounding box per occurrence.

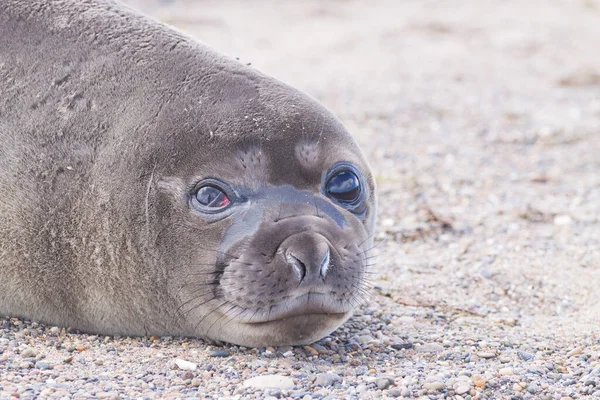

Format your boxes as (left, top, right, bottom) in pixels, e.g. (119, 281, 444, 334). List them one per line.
(192, 185, 230, 212)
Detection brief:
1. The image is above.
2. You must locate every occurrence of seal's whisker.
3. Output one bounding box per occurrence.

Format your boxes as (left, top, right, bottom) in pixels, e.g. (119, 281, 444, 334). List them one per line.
(206, 303, 237, 337)
(362, 270, 378, 275)
(218, 305, 249, 331)
(313, 198, 322, 219)
(173, 294, 217, 326)
(175, 291, 219, 317)
(193, 300, 229, 333)
(144, 160, 157, 233)
(220, 305, 260, 335)
(359, 237, 387, 254)
(356, 233, 375, 248)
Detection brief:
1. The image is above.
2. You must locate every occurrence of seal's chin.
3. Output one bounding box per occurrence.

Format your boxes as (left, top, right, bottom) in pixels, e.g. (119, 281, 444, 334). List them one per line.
(209, 293, 353, 347)
(215, 312, 352, 348)
(236, 292, 351, 324)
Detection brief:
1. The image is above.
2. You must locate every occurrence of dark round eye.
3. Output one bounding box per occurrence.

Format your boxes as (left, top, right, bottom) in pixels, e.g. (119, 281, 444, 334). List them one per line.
(326, 170, 361, 203)
(194, 185, 230, 211)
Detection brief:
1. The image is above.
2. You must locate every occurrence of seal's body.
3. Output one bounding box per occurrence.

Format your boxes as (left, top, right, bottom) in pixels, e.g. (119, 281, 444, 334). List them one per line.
(0, 0, 376, 346)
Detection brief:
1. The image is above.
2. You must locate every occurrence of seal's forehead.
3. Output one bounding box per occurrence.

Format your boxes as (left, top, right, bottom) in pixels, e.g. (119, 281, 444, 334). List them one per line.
(196, 131, 368, 192)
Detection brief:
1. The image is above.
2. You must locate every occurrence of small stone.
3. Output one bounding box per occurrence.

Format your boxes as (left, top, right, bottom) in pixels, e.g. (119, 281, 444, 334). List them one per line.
(208, 349, 230, 357)
(34, 361, 51, 370)
(174, 359, 197, 371)
(21, 348, 37, 358)
(304, 346, 319, 356)
(388, 389, 402, 397)
(311, 344, 328, 353)
(74, 345, 87, 352)
(455, 383, 470, 395)
(567, 347, 583, 357)
(278, 346, 293, 354)
(478, 351, 496, 359)
(423, 381, 446, 391)
(182, 371, 194, 380)
(243, 375, 294, 390)
(314, 373, 340, 387)
(585, 380, 596, 387)
(391, 342, 414, 350)
(357, 335, 374, 344)
(554, 215, 573, 226)
(191, 378, 201, 387)
(527, 384, 538, 394)
(417, 343, 444, 353)
(50, 327, 60, 333)
(148, 336, 160, 342)
(473, 376, 487, 387)
(376, 378, 390, 390)
(517, 351, 534, 361)
(499, 367, 513, 376)
(479, 267, 492, 279)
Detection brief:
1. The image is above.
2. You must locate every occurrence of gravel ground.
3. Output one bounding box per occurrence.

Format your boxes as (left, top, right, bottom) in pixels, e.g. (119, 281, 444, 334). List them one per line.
(2, 0, 600, 399)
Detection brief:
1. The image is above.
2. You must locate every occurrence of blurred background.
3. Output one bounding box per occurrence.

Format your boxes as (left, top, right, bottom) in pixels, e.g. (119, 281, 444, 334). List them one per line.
(123, 0, 600, 335)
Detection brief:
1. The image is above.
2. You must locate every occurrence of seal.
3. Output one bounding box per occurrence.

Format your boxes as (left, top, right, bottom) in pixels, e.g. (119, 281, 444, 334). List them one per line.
(0, 0, 376, 347)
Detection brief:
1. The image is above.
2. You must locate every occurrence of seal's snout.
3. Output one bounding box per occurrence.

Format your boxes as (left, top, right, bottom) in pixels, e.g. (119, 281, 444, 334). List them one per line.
(282, 232, 331, 284)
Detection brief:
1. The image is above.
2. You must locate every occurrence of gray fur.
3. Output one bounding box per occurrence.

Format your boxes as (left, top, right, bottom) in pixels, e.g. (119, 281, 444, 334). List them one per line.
(0, 0, 376, 346)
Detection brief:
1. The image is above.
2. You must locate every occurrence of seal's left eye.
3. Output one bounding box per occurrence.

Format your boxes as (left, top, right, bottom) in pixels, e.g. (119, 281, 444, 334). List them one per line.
(194, 185, 230, 210)
(326, 170, 361, 204)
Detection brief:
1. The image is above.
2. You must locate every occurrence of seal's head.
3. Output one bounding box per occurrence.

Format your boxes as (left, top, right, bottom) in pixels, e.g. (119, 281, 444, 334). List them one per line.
(149, 70, 376, 347)
(0, 0, 374, 347)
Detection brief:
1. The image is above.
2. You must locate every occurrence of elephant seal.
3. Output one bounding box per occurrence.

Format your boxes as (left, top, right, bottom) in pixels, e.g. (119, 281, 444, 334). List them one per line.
(0, 0, 376, 347)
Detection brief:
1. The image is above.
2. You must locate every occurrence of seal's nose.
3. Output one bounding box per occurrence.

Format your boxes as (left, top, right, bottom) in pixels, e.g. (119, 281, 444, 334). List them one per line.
(282, 233, 331, 284)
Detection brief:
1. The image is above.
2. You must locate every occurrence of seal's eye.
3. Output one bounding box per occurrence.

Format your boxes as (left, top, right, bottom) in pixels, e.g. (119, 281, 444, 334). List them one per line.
(326, 170, 361, 204)
(194, 185, 230, 210)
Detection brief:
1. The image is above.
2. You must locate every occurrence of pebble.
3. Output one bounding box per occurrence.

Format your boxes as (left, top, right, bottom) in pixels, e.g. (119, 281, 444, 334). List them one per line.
(314, 373, 340, 387)
(517, 351, 534, 361)
(455, 383, 470, 394)
(567, 347, 583, 357)
(473, 376, 487, 387)
(21, 348, 37, 358)
(423, 381, 446, 391)
(243, 375, 295, 390)
(174, 359, 197, 371)
(391, 342, 414, 350)
(376, 378, 390, 390)
(207, 349, 230, 357)
(478, 352, 496, 359)
(499, 367, 513, 376)
(416, 343, 444, 353)
(527, 383, 538, 394)
(34, 361, 51, 370)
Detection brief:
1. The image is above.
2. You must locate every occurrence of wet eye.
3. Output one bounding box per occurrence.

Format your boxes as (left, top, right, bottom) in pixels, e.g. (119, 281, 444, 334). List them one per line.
(326, 170, 361, 204)
(193, 185, 230, 211)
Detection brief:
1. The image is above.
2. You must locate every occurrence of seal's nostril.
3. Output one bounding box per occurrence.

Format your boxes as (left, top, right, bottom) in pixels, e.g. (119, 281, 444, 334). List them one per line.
(281, 233, 331, 284)
(286, 252, 306, 282)
(319, 248, 330, 277)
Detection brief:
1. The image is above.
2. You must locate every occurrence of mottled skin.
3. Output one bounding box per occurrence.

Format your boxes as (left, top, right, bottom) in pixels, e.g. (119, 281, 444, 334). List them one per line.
(0, 0, 376, 346)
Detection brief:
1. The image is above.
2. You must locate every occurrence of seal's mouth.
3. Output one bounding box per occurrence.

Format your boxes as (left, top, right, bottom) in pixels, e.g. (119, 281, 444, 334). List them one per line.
(228, 292, 351, 325)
